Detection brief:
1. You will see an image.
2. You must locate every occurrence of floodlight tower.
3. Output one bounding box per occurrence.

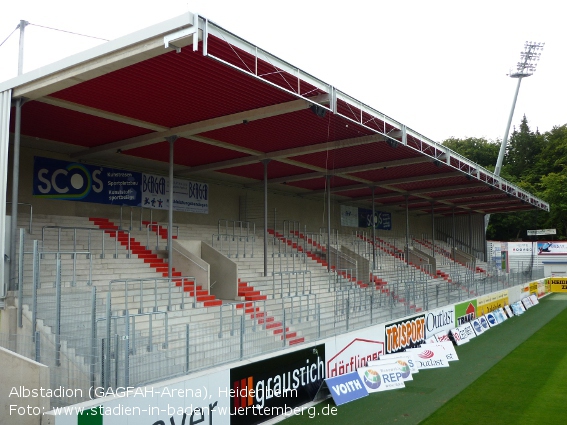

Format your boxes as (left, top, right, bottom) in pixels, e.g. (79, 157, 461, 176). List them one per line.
(494, 41, 544, 176)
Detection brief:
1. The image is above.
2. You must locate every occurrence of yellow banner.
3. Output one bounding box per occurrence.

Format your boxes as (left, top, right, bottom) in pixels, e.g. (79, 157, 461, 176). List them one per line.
(477, 290, 509, 315)
(548, 277, 567, 293)
(529, 282, 538, 295)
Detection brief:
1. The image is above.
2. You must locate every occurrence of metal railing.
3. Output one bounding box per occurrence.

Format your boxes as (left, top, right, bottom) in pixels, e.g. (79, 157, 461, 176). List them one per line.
(42, 226, 131, 258)
(145, 223, 179, 250)
(218, 219, 256, 242)
(211, 233, 254, 258)
(9, 227, 549, 409)
(108, 276, 199, 313)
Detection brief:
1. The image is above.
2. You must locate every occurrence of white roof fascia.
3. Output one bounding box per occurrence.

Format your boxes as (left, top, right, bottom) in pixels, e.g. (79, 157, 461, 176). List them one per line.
(0, 12, 196, 99)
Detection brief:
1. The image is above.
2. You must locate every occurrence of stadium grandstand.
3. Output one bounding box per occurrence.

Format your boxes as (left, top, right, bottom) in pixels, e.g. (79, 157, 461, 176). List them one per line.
(0, 11, 551, 424)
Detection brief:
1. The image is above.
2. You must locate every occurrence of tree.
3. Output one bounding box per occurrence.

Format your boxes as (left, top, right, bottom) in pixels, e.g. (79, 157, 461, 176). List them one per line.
(503, 115, 544, 181)
(442, 137, 500, 169)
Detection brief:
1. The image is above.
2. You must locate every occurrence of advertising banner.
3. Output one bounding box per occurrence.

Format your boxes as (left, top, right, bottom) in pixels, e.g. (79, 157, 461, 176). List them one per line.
(340, 205, 359, 228)
(511, 302, 525, 316)
(529, 294, 539, 305)
(434, 331, 452, 343)
(504, 305, 514, 317)
(454, 300, 477, 326)
(418, 341, 459, 362)
(377, 353, 419, 374)
(406, 346, 450, 369)
(470, 318, 485, 336)
(492, 308, 507, 323)
(229, 345, 325, 425)
(357, 364, 405, 393)
(46, 370, 231, 425)
(33, 156, 141, 206)
(478, 316, 490, 331)
(537, 242, 567, 255)
(33, 156, 210, 214)
(366, 359, 413, 381)
(485, 312, 499, 327)
(477, 290, 509, 316)
(508, 242, 533, 256)
(384, 314, 426, 354)
(547, 277, 567, 293)
(522, 297, 533, 309)
(458, 322, 476, 340)
(142, 173, 209, 214)
(424, 306, 455, 338)
(357, 207, 392, 230)
(326, 333, 385, 378)
(449, 328, 469, 345)
(325, 372, 368, 406)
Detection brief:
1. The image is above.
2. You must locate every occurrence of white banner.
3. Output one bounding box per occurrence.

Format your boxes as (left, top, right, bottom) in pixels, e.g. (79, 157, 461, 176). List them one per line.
(376, 352, 419, 374)
(340, 205, 359, 228)
(425, 306, 455, 338)
(419, 342, 459, 362)
(142, 173, 209, 214)
(357, 364, 405, 392)
(366, 360, 413, 381)
(407, 346, 450, 369)
(508, 242, 533, 256)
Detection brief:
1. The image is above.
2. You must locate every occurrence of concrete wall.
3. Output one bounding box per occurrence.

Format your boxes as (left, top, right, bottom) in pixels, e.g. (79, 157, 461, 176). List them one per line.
(172, 240, 211, 292)
(201, 242, 238, 300)
(0, 346, 50, 425)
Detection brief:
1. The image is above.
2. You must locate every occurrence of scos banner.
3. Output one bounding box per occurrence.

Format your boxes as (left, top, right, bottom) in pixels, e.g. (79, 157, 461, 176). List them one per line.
(33, 157, 209, 214)
(33, 156, 141, 206)
(340, 205, 392, 230)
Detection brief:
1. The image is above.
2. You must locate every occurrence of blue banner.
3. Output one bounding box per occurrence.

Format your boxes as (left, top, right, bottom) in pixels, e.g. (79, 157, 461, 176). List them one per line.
(325, 371, 368, 406)
(33, 156, 141, 206)
(358, 208, 392, 230)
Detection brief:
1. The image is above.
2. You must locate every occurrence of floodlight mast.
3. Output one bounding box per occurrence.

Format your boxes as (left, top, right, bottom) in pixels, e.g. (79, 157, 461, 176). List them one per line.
(494, 41, 544, 177)
(485, 42, 544, 231)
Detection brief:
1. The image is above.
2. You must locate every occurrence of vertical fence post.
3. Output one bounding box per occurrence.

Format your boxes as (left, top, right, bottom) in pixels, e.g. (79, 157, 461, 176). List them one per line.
(185, 324, 190, 373)
(34, 331, 41, 363)
(114, 334, 119, 388)
(239, 315, 245, 359)
(125, 309, 130, 388)
(90, 286, 97, 391)
(105, 292, 111, 389)
(55, 258, 62, 366)
(18, 228, 24, 328)
(32, 240, 39, 338)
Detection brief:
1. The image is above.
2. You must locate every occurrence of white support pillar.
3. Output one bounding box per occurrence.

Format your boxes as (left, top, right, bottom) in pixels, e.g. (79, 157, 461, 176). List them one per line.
(0, 90, 13, 299)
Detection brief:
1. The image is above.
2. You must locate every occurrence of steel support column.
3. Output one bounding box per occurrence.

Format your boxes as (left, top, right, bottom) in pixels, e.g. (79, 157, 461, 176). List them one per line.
(262, 159, 270, 277)
(371, 186, 376, 271)
(326, 175, 331, 272)
(165, 136, 178, 279)
(405, 195, 410, 265)
(431, 202, 435, 258)
(469, 211, 473, 255)
(452, 207, 456, 256)
(9, 21, 28, 291)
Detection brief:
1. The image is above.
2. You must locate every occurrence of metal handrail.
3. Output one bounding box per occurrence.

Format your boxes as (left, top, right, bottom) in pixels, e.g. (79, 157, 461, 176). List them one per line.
(109, 275, 199, 313)
(22, 250, 93, 287)
(42, 226, 131, 258)
(6, 202, 33, 233)
(218, 219, 256, 241)
(145, 223, 179, 250)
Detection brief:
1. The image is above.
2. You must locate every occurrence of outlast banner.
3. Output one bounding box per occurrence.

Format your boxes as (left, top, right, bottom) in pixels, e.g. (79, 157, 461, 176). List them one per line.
(425, 306, 455, 338)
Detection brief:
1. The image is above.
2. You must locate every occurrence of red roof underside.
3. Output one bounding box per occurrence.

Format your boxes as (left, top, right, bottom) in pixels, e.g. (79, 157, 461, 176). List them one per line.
(10, 32, 539, 217)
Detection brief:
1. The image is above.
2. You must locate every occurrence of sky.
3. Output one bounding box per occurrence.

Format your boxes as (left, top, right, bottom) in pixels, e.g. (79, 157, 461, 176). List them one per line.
(1, 0, 565, 144)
